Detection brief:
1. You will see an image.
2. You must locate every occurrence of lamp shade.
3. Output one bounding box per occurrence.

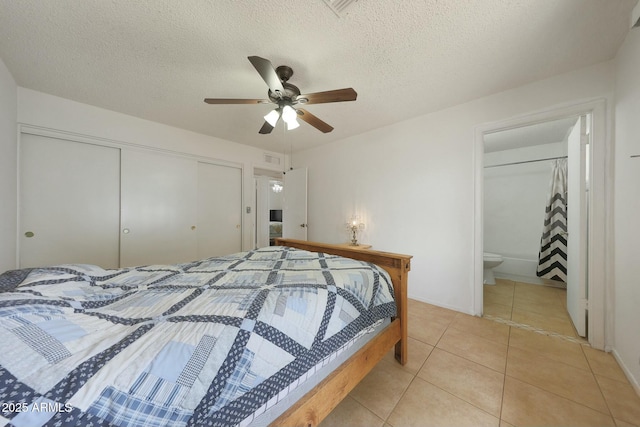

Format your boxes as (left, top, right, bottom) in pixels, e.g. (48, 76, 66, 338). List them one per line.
(282, 105, 297, 122)
(264, 109, 280, 127)
(286, 119, 300, 130)
(282, 105, 299, 130)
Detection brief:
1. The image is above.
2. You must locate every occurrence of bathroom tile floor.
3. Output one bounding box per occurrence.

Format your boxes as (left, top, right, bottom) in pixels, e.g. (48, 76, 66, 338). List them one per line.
(319, 282, 640, 427)
(483, 278, 583, 341)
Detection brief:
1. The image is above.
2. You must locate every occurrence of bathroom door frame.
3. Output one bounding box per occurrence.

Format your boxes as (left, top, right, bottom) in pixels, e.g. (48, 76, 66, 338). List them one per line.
(472, 98, 610, 351)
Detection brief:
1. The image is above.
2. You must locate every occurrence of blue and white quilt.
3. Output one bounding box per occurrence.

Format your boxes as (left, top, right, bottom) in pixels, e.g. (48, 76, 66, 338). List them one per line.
(0, 246, 396, 427)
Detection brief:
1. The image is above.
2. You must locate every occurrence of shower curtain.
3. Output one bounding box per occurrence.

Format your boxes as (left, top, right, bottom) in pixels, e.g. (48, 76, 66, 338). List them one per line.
(536, 159, 568, 283)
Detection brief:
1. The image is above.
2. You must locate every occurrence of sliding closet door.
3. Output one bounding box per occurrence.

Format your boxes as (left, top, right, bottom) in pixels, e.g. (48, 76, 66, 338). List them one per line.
(120, 149, 198, 267)
(19, 133, 121, 268)
(197, 162, 242, 258)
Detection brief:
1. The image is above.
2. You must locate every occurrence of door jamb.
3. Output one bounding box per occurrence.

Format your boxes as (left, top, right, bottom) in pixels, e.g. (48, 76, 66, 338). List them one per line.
(472, 98, 609, 350)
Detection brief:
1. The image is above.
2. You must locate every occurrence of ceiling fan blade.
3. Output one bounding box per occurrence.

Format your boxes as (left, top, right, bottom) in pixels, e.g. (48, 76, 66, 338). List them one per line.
(298, 88, 357, 105)
(248, 56, 285, 96)
(204, 98, 269, 104)
(258, 121, 274, 134)
(297, 109, 334, 133)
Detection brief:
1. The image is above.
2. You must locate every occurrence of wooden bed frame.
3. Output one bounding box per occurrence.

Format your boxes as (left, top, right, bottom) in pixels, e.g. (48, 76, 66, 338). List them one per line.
(272, 239, 412, 427)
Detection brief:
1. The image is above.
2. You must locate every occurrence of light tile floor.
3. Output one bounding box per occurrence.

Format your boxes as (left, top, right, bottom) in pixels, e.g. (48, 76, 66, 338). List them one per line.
(484, 278, 582, 341)
(319, 280, 640, 427)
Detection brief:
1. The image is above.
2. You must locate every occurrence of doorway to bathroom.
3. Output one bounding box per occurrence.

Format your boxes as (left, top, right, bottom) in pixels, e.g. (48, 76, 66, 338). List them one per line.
(473, 99, 609, 350)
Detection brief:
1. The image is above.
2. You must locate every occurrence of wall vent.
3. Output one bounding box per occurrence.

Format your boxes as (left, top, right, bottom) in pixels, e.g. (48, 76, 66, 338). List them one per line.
(264, 153, 281, 165)
(323, 0, 359, 17)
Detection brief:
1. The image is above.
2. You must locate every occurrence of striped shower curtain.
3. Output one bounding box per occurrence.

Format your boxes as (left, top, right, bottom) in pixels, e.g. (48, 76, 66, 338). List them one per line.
(536, 159, 568, 283)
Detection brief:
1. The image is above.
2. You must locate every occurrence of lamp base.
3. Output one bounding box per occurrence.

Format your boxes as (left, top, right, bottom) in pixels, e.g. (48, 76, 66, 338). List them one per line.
(350, 228, 358, 246)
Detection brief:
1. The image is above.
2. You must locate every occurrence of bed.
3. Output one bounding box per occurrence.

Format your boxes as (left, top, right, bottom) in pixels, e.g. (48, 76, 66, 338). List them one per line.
(0, 239, 411, 427)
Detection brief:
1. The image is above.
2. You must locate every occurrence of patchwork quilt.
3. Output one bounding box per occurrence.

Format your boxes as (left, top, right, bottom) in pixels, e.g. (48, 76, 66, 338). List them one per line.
(0, 246, 396, 427)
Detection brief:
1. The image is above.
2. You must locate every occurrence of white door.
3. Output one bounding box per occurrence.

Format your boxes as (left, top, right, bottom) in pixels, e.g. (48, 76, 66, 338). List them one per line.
(197, 162, 242, 258)
(566, 115, 588, 337)
(19, 133, 121, 268)
(283, 168, 308, 240)
(120, 149, 198, 267)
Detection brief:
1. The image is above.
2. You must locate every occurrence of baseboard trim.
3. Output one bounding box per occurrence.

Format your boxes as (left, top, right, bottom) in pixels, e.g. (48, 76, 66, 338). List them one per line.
(611, 348, 640, 398)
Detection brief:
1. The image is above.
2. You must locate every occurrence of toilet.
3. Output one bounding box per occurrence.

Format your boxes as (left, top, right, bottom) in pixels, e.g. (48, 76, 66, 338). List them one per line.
(483, 252, 503, 285)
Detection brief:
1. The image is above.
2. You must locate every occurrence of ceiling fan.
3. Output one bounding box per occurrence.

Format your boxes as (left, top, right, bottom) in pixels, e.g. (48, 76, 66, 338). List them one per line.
(204, 56, 357, 134)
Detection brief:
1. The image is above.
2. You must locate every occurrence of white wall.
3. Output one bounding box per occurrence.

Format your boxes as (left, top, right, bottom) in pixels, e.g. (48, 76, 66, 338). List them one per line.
(16, 88, 286, 255)
(484, 142, 567, 279)
(295, 61, 615, 314)
(613, 26, 640, 392)
(0, 57, 17, 272)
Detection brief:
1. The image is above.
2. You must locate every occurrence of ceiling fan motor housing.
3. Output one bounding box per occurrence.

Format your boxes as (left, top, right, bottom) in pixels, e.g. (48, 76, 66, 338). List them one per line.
(268, 81, 302, 104)
(275, 65, 293, 82)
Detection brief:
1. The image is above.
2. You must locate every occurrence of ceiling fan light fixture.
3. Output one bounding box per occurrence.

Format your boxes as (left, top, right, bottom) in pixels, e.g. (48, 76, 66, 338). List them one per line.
(282, 105, 296, 122)
(264, 109, 280, 127)
(282, 105, 300, 130)
(286, 119, 300, 130)
(205, 56, 357, 134)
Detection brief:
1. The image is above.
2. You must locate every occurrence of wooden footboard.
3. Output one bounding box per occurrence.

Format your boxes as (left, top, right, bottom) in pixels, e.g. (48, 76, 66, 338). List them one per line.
(272, 239, 412, 426)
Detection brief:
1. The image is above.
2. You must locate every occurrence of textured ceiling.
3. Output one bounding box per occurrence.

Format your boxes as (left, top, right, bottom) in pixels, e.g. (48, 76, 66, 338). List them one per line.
(0, 0, 636, 153)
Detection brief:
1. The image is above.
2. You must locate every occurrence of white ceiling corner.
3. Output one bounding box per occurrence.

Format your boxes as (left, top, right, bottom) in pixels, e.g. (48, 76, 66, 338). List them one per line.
(0, 0, 636, 153)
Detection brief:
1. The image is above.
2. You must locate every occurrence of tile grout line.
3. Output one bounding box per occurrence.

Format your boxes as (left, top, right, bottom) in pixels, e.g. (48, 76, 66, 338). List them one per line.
(410, 317, 503, 424)
(407, 297, 637, 426)
(415, 375, 503, 423)
(500, 320, 615, 422)
(482, 314, 590, 346)
(485, 285, 621, 423)
(379, 340, 439, 427)
(509, 283, 515, 322)
(498, 323, 512, 425)
(383, 370, 417, 426)
(502, 371, 618, 422)
(580, 345, 617, 421)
